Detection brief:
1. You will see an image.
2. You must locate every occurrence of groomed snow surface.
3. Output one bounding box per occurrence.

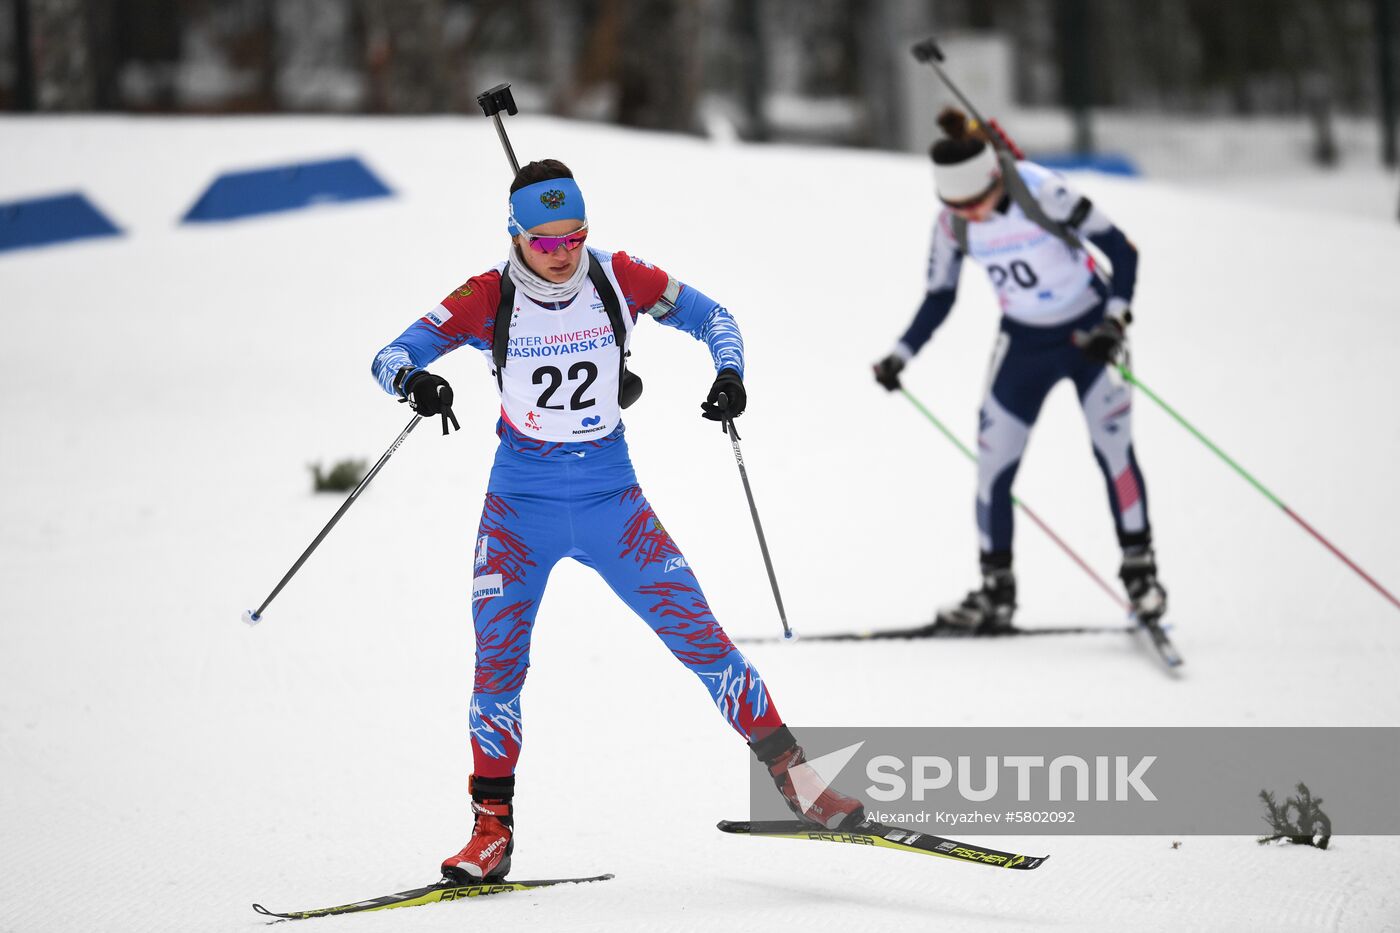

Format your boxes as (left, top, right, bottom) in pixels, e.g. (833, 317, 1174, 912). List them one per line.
(2, 117, 1399, 932)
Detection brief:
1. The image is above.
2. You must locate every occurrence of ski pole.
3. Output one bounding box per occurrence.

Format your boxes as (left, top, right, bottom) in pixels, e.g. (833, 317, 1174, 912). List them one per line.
(1117, 363, 1400, 613)
(244, 412, 425, 626)
(477, 83, 522, 175)
(720, 411, 794, 639)
(898, 387, 1131, 615)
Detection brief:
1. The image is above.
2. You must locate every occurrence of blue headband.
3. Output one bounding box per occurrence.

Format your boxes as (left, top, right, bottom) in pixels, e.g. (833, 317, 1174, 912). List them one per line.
(507, 178, 587, 235)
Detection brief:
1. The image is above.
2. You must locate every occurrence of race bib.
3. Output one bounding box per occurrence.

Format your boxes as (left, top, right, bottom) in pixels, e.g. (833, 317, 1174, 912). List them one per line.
(495, 274, 631, 442)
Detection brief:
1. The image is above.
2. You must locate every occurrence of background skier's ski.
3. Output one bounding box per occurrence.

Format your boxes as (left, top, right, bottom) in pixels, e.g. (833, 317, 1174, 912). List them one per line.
(735, 621, 1137, 644)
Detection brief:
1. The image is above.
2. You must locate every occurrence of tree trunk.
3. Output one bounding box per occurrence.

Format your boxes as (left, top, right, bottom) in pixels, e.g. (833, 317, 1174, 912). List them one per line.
(1056, 0, 1094, 154)
(615, 0, 701, 133)
(533, 0, 581, 117)
(13, 0, 37, 110)
(359, 0, 449, 113)
(29, 0, 96, 109)
(1377, 0, 1398, 169)
(734, 0, 768, 141)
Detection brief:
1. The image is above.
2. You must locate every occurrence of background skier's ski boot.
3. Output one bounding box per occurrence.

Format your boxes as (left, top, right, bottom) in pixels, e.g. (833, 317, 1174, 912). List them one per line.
(936, 564, 1017, 634)
(751, 725, 865, 830)
(442, 774, 514, 883)
(1121, 548, 1168, 624)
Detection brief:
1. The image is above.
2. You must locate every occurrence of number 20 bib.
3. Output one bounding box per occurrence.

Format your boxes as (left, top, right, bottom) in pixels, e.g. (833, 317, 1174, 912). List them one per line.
(966, 211, 1096, 325)
(495, 273, 632, 442)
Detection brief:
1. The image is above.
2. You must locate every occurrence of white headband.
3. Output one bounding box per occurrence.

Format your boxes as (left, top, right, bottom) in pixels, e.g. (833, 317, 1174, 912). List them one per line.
(934, 146, 1000, 203)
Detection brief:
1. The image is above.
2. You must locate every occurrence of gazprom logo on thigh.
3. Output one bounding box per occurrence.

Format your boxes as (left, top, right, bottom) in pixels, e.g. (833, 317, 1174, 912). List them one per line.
(472, 574, 504, 602)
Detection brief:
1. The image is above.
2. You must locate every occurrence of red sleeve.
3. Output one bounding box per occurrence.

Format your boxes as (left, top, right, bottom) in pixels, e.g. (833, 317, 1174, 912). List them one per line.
(432, 268, 502, 349)
(610, 251, 670, 316)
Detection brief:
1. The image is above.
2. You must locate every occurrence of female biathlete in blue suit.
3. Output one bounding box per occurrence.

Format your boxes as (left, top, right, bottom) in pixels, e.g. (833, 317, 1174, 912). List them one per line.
(373, 159, 861, 883)
(874, 109, 1168, 634)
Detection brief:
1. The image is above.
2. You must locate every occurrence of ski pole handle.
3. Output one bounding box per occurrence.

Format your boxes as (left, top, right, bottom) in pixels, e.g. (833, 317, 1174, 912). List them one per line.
(714, 390, 739, 435)
(436, 385, 461, 435)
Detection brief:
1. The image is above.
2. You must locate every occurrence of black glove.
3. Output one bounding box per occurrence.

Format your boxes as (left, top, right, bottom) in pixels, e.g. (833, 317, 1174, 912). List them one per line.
(1074, 313, 1128, 364)
(873, 354, 905, 392)
(403, 370, 453, 415)
(402, 370, 460, 434)
(701, 368, 745, 421)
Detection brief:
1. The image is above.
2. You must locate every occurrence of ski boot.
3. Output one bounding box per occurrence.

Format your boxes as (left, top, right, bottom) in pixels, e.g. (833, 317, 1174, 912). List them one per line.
(936, 563, 1017, 635)
(441, 775, 514, 883)
(1120, 548, 1167, 625)
(751, 725, 865, 830)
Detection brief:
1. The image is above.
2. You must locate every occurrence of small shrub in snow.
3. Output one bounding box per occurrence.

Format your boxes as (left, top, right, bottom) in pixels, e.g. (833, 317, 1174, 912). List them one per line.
(310, 458, 367, 493)
(1258, 782, 1331, 850)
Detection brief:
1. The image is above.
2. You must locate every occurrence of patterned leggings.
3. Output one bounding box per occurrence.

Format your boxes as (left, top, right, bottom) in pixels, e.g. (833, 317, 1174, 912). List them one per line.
(468, 484, 782, 777)
(976, 305, 1152, 556)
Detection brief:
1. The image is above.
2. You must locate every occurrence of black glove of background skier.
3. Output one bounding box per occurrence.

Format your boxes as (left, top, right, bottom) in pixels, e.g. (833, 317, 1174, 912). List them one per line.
(1073, 314, 1128, 364)
(701, 368, 745, 421)
(873, 354, 904, 391)
(403, 370, 460, 433)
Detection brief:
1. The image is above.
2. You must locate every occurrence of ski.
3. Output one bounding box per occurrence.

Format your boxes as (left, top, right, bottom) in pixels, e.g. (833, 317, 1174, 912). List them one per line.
(735, 621, 1135, 644)
(719, 819, 1047, 870)
(251, 874, 614, 922)
(733, 614, 1183, 671)
(1135, 616, 1183, 669)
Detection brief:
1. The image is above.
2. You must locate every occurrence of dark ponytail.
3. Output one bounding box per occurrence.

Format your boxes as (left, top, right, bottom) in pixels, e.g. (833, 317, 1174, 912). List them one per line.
(929, 107, 988, 164)
(937, 107, 973, 140)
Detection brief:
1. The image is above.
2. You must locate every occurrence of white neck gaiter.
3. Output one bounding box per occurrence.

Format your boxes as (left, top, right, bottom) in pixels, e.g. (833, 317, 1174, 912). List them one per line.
(507, 244, 591, 304)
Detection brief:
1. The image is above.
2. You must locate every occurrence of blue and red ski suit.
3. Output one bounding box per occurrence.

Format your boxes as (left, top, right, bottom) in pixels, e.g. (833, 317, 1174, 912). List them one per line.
(372, 248, 783, 777)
